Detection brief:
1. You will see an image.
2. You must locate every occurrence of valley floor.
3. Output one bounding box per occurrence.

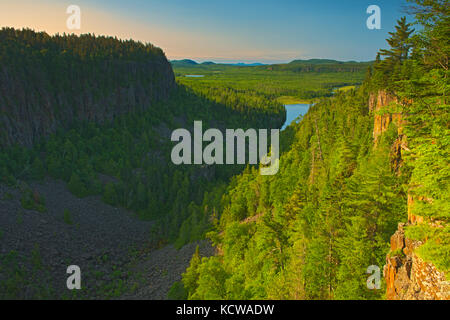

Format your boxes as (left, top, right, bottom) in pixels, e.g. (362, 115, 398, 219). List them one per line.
(0, 178, 212, 299)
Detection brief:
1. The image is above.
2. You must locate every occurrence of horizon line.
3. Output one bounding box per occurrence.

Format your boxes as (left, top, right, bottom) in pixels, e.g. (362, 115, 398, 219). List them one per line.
(169, 57, 375, 65)
(0, 26, 376, 65)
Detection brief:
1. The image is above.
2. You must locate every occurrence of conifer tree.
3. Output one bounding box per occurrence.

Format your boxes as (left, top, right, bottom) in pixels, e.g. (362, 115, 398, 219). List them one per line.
(380, 17, 415, 64)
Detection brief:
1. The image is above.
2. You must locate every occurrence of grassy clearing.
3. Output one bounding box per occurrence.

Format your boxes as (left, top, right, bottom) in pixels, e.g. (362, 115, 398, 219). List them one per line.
(277, 96, 314, 105)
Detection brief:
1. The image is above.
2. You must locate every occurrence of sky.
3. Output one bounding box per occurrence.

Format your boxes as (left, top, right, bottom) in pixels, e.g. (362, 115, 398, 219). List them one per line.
(0, 0, 412, 64)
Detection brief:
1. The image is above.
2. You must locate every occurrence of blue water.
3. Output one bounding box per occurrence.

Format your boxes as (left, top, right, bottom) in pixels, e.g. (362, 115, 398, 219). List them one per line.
(281, 104, 310, 130)
(185, 75, 205, 78)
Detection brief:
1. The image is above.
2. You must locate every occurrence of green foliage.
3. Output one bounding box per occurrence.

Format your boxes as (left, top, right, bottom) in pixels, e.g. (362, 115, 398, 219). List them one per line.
(388, 248, 406, 258)
(415, 226, 450, 275)
(0, 28, 171, 148)
(67, 173, 88, 198)
(0, 28, 373, 253)
(31, 244, 42, 270)
(29, 158, 45, 180)
(167, 281, 188, 300)
(2, 192, 13, 200)
(391, 0, 450, 275)
(0, 52, 287, 244)
(103, 183, 117, 206)
(20, 189, 46, 213)
(63, 209, 73, 225)
(379, 17, 415, 66)
(372, 17, 415, 89)
(174, 59, 370, 103)
(1, 1, 448, 299)
(181, 82, 406, 300)
(182, 246, 202, 298)
(0, 251, 28, 299)
(189, 256, 229, 300)
(405, 224, 434, 241)
(180, 1, 449, 300)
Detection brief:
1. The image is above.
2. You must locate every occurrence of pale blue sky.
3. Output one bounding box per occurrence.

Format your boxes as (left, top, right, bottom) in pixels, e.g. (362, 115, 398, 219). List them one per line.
(1, 0, 412, 63)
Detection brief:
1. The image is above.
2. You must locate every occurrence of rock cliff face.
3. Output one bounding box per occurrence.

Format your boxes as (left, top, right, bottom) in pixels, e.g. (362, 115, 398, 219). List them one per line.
(370, 90, 449, 300)
(369, 90, 406, 172)
(384, 223, 450, 300)
(0, 29, 175, 147)
(369, 90, 404, 142)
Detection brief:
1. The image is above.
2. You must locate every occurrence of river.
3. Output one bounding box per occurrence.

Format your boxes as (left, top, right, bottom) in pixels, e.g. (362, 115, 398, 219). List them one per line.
(281, 104, 310, 130)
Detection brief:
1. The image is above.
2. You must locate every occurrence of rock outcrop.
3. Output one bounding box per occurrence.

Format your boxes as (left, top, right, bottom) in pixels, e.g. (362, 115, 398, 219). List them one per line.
(369, 90, 406, 172)
(384, 223, 450, 300)
(371, 90, 449, 300)
(369, 90, 404, 142)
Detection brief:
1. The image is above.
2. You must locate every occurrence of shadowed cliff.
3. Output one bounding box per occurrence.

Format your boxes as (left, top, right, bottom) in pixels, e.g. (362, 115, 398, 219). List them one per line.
(0, 28, 175, 147)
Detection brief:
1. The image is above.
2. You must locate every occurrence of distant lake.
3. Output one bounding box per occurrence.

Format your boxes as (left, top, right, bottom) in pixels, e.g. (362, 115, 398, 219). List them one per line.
(185, 75, 205, 78)
(281, 104, 310, 130)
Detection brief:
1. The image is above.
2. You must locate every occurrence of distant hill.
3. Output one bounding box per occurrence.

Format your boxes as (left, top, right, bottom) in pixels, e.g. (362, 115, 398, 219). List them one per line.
(171, 58, 371, 71)
(171, 60, 266, 67)
(171, 59, 199, 66)
(289, 59, 344, 64)
(266, 59, 373, 73)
